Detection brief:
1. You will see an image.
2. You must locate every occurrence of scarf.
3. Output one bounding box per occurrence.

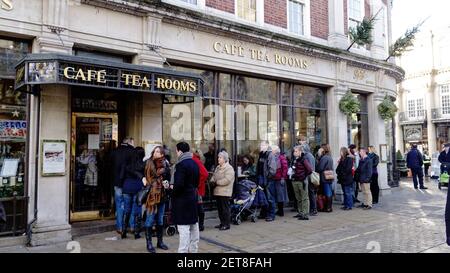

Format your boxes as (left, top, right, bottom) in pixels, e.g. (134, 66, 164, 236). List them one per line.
(144, 157, 166, 213)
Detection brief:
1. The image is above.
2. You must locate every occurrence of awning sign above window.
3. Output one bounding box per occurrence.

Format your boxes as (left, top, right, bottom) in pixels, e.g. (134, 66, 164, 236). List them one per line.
(15, 54, 204, 97)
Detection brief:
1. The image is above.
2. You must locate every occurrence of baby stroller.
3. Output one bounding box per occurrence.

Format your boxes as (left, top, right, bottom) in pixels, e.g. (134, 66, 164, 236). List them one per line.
(438, 163, 450, 190)
(230, 179, 265, 225)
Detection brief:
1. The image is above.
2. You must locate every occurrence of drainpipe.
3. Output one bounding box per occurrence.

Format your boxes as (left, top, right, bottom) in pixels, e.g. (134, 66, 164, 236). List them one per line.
(26, 85, 40, 246)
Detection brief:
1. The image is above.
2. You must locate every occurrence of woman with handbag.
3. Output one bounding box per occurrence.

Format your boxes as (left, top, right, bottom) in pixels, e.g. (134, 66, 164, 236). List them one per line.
(122, 147, 146, 240)
(143, 146, 171, 253)
(316, 144, 334, 212)
(336, 147, 354, 210)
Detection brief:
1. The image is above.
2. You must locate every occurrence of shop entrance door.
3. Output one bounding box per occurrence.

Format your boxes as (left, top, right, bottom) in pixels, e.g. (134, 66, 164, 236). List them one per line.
(70, 112, 118, 222)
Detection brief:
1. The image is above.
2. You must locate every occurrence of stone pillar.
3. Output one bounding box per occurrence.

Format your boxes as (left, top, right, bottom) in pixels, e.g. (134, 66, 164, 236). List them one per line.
(328, 0, 348, 49)
(328, 83, 350, 200)
(137, 14, 164, 68)
(31, 86, 72, 246)
(368, 92, 391, 193)
(370, 0, 388, 60)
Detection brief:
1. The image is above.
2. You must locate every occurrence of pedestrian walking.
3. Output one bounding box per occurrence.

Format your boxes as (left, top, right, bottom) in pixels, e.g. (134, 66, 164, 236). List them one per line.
(142, 146, 171, 253)
(316, 144, 334, 212)
(368, 146, 380, 204)
(290, 145, 313, 220)
(110, 137, 135, 236)
(406, 144, 427, 189)
(193, 150, 209, 232)
(355, 147, 373, 210)
(211, 151, 235, 230)
(172, 142, 200, 253)
(122, 146, 145, 239)
(336, 147, 354, 210)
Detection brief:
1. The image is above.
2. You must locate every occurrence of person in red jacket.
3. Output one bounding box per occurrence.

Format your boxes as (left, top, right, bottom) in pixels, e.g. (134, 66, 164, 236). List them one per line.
(193, 151, 209, 231)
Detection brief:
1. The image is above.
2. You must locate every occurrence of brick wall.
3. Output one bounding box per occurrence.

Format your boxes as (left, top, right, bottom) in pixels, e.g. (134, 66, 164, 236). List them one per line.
(310, 0, 329, 39)
(264, 0, 287, 28)
(364, 0, 371, 19)
(344, 0, 348, 34)
(206, 0, 234, 14)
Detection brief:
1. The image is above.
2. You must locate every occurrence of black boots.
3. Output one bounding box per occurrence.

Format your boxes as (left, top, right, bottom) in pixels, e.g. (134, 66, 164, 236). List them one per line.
(134, 214, 142, 239)
(276, 203, 284, 216)
(156, 225, 169, 250)
(121, 213, 130, 239)
(145, 227, 156, 253)
(198, 212, 205, 231)
(325, 197, 333, 212)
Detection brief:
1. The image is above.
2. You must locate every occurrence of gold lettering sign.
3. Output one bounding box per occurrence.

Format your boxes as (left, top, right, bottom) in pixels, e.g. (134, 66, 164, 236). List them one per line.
(212, 41, 309, 70)
(64, 67, 106, 82)
(1, 0, 13, 11)
(156, 77, 197, 93)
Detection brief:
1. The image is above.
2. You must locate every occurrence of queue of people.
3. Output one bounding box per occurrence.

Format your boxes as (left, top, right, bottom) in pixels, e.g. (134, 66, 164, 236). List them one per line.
(110, 136, 382, 253)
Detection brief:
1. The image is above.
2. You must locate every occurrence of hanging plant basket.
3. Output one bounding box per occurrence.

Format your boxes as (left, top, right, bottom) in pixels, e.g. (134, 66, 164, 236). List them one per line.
(339, 91, 361, 116)
(378, 95, 398, 120)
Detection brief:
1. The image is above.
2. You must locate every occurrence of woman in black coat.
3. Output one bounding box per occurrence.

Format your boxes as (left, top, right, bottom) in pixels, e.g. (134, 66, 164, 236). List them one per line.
(336, 147, 354, 210)
(316, 144, 334, 212)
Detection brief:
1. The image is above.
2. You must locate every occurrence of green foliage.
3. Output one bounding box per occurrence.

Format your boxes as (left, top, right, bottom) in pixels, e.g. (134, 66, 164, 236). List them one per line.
(396, 150, 404, 160)
(386, 21, 424, 61)
(348, 18, 374, 48)
(339, 91, 361, 116)
(377, 95, 398, 120)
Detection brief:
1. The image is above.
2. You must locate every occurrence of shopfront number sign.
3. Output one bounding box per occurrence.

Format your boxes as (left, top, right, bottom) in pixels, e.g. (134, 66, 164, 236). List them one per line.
(42, 140, 66, 176)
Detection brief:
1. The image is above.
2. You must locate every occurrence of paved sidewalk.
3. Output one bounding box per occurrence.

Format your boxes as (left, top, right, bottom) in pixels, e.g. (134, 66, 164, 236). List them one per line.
(1, 178, 449, 253)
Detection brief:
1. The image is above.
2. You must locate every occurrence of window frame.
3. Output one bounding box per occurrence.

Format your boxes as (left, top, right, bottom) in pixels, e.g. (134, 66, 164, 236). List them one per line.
(235, 0, 258, 23)
(286, 0, 311, 38)
(441, 84, 450, 115)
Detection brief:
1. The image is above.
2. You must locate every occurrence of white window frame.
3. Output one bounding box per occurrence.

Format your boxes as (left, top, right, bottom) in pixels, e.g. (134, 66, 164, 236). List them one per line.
(162, 0, 206, 9)
(287, 0, 311, 38)
(235, 0, 258, 23)
(441, 85, 450, 115)
(407, 99, 416, 118)
(348, 0, 365, 25)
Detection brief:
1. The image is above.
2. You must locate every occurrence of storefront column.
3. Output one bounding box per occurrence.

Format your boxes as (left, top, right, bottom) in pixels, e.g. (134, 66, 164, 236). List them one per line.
(370, 0, 388, 60)
(31, 85, 72, 246)
(328, 84, 350, 200)
(328, 0, 348, 49)
(368, 93, 391, 193)
(426, 80, 437, 154)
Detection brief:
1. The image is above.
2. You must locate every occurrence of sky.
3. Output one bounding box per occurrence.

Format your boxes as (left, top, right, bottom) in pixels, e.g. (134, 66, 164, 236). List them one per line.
(391, 0, 450, 39)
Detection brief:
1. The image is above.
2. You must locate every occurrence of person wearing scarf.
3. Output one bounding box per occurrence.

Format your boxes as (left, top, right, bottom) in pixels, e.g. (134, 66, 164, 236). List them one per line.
(143, 146, 170, 253)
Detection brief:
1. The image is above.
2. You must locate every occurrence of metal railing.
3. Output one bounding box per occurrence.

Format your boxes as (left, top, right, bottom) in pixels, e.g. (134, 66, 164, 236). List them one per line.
(399, 111, 427, 123)
(431, 108, 450, 120)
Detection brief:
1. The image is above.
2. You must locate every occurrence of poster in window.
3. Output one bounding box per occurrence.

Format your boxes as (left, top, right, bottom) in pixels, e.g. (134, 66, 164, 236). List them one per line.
(42, 140, 66, 176)
(380, 144, 388, 163)
(1, 158, 19, 177)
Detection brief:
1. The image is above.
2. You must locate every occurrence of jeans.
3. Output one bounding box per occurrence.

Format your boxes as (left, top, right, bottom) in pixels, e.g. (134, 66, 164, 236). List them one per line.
(292, 180, 309, 217)
(123, 193, 141, 230)
(342, 184, 354, 209)
(411, 167, 424, 188)
(266, 179, 277, 219)
(114, 186, 124, 231)
(177, 223, 199, 253)
(144, 202, 165, 227)
(323, 183, 333, 198)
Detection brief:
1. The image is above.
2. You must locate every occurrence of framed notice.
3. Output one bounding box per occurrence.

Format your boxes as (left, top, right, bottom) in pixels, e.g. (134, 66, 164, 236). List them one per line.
(380, 144, 388, 163)
(1, 158, 19, 177)
(42, 140, 66, 176)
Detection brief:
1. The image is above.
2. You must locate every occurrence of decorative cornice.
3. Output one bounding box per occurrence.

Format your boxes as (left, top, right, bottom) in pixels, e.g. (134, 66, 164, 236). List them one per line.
(82, 0, 405, 82)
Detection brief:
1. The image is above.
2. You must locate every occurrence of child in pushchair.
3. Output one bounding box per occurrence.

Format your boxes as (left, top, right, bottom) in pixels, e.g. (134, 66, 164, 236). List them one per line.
(230, 179, 267, 225)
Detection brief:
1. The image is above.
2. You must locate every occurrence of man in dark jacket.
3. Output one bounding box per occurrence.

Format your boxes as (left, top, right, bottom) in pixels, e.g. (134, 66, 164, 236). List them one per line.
(438, 143, 450, 175)
(356, 147, 373, 209)
(406, 144, 427, 189)
(110, 137, 135, 235)
(172, 142, 200, 253)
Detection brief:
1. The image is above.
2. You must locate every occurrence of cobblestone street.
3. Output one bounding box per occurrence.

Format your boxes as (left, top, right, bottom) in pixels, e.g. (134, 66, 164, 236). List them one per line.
(1, 178, 449, 253)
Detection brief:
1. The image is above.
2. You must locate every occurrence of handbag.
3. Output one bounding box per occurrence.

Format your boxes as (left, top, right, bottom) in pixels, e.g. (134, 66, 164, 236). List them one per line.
(324, 170, 335, 180)
(137, 185, 151, 205)
(310, 171, 320, 186)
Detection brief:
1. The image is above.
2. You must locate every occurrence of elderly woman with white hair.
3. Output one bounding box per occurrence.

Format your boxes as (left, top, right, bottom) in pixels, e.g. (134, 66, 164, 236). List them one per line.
(210, 151, 235, 230)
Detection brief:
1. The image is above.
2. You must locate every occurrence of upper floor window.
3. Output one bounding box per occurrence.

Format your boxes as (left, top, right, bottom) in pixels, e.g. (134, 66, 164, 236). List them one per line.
(407, 98, 425, 118)
(237, 0, 256, 22)
(441, 85, 450, 115)
(288, 0, 305, 36)
(348, 0, 364, 29)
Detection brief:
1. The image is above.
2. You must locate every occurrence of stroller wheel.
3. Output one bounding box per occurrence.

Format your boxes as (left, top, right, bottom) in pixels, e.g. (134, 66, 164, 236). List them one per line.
(439, 183, 442, 190)
(251, 216, 257, 223)
(166, 226, 177, 236)
(233, 217, 241, 225)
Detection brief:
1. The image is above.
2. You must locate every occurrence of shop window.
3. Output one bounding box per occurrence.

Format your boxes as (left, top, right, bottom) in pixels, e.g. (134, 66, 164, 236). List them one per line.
(219, 73, 231, 99)
(280, 82, 291, 105)
(293, 84, 326, 109)
(288, 0, 305, 36)
(281, 106, 293, 160)
(235, 75, 277, 104)
(348, 93, 369, 148)
(0, 39, 29, 76)
(294, 108, 327, 154)
(170, 66, 215, 97)
(236, 0, 257, 22)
